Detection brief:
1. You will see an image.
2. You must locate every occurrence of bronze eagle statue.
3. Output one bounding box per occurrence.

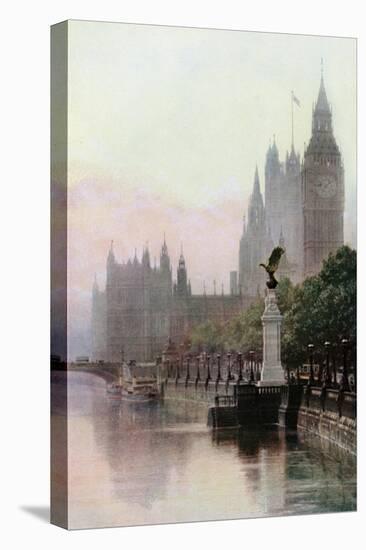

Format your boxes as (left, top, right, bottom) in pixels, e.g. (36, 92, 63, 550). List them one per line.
(259, 246, 285, 289)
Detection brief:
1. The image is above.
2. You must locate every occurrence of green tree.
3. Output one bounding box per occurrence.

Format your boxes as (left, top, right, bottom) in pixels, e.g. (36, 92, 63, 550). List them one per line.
(284, 246, 356, 366)
(223, 298, 263, 353)
(189, 246, 356, 370)
(190, 320, 223, 353)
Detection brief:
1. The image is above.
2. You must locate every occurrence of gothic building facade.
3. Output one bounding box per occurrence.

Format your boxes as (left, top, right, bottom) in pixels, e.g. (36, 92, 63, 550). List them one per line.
(92, 239, 250, 362)
(238, 145, 302, 297)
(92, 69, 345, 363)
(238, 70, 344, 295)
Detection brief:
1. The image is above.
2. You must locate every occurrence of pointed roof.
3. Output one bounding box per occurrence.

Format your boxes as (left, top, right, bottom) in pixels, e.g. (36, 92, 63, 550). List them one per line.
(265, 136, 280, 168)
(133, 248, 138, 265)
(315, 73, 331, 113)
(286, 142, 300, 168)
(161, 232, 168, 255)
(272, 135, 279, 157)
(178, 243, 185, 267)
(142, 243, 151, 268)
(249, 166, 264, 210)
(107, 240, 115, 264)
(253, 165, 261, 196)
(92, 273, 99, 293)
(306, 62, 339, 156)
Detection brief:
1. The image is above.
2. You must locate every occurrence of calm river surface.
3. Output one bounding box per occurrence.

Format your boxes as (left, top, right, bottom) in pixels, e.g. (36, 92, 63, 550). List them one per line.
(52, 371, 356, 529)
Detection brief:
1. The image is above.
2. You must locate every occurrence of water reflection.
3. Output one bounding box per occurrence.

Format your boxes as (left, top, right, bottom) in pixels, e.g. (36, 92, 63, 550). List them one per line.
(53, 372, 356, 529)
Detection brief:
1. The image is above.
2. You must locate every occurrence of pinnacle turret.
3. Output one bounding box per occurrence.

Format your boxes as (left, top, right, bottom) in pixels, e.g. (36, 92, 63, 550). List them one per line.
(161, 232, 168, 255)
(142, 243, 151, 269)
(178, 243, 185, 267)
(253, 165, 260, 195)
(160, 234, 171, 272)
(272, 135, 279, 158)
(248, 167, 265, 228)
(176, 243, 188, 297)
(92, 273, 99, 295)
(107, 240, 115, 269)
(265, 136, 281, 179)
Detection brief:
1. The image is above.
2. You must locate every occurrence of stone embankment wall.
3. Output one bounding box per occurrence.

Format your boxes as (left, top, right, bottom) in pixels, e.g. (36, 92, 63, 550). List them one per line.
(297, 386, 356, 454)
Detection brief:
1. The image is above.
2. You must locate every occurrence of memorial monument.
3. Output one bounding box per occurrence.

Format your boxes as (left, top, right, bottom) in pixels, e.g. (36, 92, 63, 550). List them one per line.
(259, 247, 286, 385)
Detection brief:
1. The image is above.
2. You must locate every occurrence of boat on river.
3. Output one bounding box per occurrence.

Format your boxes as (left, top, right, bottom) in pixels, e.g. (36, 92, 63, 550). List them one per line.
(106, 382, 123, 397)
(107, 360, 159, 401)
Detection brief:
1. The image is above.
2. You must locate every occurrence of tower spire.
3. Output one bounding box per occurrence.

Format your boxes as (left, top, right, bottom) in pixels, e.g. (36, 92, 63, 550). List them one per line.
(133, 248, 138, 265)
(315, 59, 330, 114)
(272, 134, 279, 157)
(253, 165, 260, 194)
(107, 239, 115, 266)
(93, 273, 99, 294)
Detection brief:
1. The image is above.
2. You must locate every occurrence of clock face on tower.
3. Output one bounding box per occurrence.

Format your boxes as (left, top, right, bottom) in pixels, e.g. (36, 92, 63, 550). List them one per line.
(314, 174, 337, 198)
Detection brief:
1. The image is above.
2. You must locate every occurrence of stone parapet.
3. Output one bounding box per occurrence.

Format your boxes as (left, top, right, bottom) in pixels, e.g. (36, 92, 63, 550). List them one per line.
(297, 386, 356, 454)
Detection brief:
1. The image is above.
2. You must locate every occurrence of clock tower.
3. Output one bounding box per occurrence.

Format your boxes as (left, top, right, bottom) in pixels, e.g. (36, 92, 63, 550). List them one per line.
(302, 67, 344, 277)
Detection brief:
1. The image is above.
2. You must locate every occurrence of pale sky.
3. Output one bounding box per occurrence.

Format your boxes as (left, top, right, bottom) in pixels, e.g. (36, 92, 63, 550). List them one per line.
(66, 20, 356, 356)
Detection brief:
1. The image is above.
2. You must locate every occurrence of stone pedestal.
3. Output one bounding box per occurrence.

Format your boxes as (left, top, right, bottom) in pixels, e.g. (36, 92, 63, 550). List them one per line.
(259, 289, 285, 386)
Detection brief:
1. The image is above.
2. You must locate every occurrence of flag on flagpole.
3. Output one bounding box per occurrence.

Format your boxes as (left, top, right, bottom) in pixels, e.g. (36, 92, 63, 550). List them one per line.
(292, 92, 301, 107)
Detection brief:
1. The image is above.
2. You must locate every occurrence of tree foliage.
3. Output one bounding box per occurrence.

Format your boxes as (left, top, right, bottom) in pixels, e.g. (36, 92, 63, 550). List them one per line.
(284, 246, 356, 366)
(189, 246, 356, 368)
(190, 320, 224, 353)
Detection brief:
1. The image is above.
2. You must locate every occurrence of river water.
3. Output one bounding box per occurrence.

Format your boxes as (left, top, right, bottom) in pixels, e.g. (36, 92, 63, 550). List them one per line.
(51, 371, 356, 529)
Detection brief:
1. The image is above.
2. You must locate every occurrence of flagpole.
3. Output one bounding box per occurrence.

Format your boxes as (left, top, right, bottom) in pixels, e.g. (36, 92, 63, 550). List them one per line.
(291, 90, 294, 148)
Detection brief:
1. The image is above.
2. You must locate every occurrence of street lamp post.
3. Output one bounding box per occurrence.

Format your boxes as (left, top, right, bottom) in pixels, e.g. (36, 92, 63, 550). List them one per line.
(332, 343, 337, 387)
(324, 341, 332, 385)
(227, 353, 232, 381)
(206, 354, 211, 381)
(216, 354, 222, 382)
(249, 350, 255, 383)
(186, 354, 190, 382)
(341, 339, 350, 392)
(308, 344, 315, 385)
(195, 355, 201, 384)
(296, 364, 300, 385)
(238, 352, 243, 382)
